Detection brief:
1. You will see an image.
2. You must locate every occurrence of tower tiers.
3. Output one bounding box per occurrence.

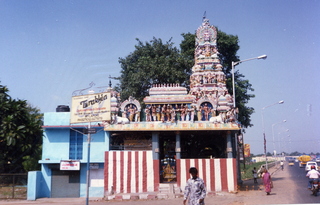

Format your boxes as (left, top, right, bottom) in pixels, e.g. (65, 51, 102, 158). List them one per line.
(189, 18, 234, 112)
(136, 18, 236, 123)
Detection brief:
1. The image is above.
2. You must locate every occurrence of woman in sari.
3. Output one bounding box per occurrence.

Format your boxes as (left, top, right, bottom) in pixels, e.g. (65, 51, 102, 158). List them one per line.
(261, 169, 272, 195)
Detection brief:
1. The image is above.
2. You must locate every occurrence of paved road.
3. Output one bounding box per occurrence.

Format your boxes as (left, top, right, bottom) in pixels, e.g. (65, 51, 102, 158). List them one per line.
(1, 162, 319, 205)
(285, 161, 320, 204)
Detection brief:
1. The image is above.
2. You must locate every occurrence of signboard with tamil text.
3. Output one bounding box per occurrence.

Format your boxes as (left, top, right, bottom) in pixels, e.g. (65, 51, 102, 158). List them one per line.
(70, 92, 111, 124)
(60, 160, 80, 171)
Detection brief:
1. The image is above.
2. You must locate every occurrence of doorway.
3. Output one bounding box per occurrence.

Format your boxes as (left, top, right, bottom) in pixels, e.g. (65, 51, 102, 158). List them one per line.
(159, 133, 176, 183)
(51, 170, 80, 198)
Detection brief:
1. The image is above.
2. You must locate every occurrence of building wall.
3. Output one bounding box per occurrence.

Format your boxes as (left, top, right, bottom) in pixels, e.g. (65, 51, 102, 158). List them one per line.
(177, 158, 237, 192)
(27, 171, 42, 200)
(29, 112, 238, 199)
(42, 128, 70, 160)
(44, 112, 70, 125)
(104, 151, 158, 195)
(104, 151, 237, 195)
(42, 112, 109, 162)
(29, 112, 108, 199)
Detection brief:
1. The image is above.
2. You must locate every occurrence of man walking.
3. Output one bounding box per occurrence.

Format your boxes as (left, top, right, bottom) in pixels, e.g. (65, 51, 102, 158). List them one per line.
(183, 167, 206, 205)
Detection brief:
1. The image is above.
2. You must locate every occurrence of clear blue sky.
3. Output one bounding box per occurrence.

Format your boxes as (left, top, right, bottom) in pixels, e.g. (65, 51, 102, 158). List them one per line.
(1, 0, 319, 155)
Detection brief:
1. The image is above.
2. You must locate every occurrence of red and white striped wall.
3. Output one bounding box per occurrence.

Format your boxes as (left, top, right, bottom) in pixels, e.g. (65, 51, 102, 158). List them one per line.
(104, 151, 237, 194)
(104, 151, 159, 194)
(176, 158, 237, 193)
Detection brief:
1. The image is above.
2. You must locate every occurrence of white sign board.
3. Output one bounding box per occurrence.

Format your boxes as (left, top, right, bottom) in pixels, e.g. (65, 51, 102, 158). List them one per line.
(70, 92, 111, 124)
(60, 161, 80, 171)
(90, 163, 99, 170)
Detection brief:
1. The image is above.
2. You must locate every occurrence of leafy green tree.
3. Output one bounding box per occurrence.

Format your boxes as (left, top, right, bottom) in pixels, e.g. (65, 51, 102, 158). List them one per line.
(118, 37, 190, 103)
(0, 84, 42, 173)
(118, 28, 255, 128)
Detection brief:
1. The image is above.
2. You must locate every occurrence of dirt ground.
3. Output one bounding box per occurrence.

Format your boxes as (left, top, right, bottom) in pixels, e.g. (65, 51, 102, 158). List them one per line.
(0, 166, 299, 205)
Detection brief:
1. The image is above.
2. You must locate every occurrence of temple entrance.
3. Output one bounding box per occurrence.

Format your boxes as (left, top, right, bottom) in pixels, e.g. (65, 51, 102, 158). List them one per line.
(159, 134, 176, 183)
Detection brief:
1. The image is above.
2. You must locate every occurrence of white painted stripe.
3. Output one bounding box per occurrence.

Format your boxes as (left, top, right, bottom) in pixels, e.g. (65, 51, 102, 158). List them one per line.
(180, 159, 187, 191)
(108, 152, 113, 192)
(146, 151, 154, 192)
(227, 159, 234, 191)
(116, 151, 121, 193)
(123, 151, 128, 193)
(198, 159, 203, 180)
(214, 159, 222, 191)
(205, 159, 211, 192)
(190, 159, 195, 168)
(131, 152, 136, 193)
(138, 151, 143, 193)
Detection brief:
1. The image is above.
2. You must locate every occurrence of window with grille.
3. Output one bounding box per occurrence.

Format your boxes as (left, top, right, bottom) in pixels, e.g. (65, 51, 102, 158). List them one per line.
(69, 130, 83, 160)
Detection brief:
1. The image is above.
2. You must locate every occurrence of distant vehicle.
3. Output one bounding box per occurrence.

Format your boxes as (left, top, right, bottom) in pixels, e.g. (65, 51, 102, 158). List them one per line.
(316, 158, 320, 163)
(288, 158, 295, 166)
(305, 161, 318, 172)
(298, 155, 311, 168)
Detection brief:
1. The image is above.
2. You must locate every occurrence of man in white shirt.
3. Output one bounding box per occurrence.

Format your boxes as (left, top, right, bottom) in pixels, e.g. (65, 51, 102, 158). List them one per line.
(306, 165, 320, 189)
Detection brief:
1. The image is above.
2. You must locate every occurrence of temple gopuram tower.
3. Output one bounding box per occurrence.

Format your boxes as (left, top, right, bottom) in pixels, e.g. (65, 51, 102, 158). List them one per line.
(189, 18, 234, 119)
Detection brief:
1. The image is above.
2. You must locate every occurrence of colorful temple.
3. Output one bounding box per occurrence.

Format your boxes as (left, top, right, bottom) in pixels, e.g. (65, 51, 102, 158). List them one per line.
(28, 17, 242, 200)
(103, 18, 241, 195)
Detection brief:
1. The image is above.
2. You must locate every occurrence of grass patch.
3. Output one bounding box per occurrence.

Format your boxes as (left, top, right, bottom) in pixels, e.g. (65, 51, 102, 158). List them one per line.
(240, 161, 267, 180)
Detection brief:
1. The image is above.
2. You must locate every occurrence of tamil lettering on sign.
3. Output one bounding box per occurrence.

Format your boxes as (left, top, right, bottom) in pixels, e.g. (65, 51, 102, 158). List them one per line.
(60, 160, 80, 171)
(70, 92, 111, 123)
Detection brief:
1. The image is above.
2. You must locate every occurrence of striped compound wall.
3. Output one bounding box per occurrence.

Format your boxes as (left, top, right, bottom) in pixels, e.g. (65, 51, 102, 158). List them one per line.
(176, 158, 237, 193)
(104, 151, 158, 194)
(104, 151, 237, 195)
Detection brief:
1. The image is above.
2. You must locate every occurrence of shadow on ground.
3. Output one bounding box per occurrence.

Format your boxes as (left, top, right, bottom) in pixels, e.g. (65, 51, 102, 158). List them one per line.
(238, 182, 261, 191)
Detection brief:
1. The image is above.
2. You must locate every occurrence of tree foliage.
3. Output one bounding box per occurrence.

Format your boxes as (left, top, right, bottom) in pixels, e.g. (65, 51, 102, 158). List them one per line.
(118, 37, 190, 103)
(117, 28, 255, 128)
(0, 83, 43, 173)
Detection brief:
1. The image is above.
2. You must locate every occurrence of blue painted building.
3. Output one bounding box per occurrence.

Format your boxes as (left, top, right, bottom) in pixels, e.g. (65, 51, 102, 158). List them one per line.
(28, 110, 108, 199)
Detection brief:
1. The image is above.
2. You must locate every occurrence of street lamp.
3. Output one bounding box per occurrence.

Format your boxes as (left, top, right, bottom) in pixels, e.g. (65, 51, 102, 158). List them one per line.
(278, 129, 289, 157)
(272, 120, 286, 155)
(232, 55, 267, 107)
(261, 100, 284, 169)
(272, 120, 286, 167)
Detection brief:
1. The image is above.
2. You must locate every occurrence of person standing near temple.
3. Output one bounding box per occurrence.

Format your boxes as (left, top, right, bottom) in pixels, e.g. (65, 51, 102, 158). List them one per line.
(252, 167, 258, 183)
(183, 167, 206, 205)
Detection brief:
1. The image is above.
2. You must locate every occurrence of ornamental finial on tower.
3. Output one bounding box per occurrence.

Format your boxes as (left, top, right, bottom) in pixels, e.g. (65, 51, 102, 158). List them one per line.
(202, 11, 211, 27)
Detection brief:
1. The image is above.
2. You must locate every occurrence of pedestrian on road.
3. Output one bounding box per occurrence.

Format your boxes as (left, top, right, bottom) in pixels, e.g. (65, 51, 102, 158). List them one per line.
(258, 165, 265, 178)
(183, 167, 206, 205)
(252, 167, 258, 183)
(280, 161, 284, 170)
(261, 169, 272, 195)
